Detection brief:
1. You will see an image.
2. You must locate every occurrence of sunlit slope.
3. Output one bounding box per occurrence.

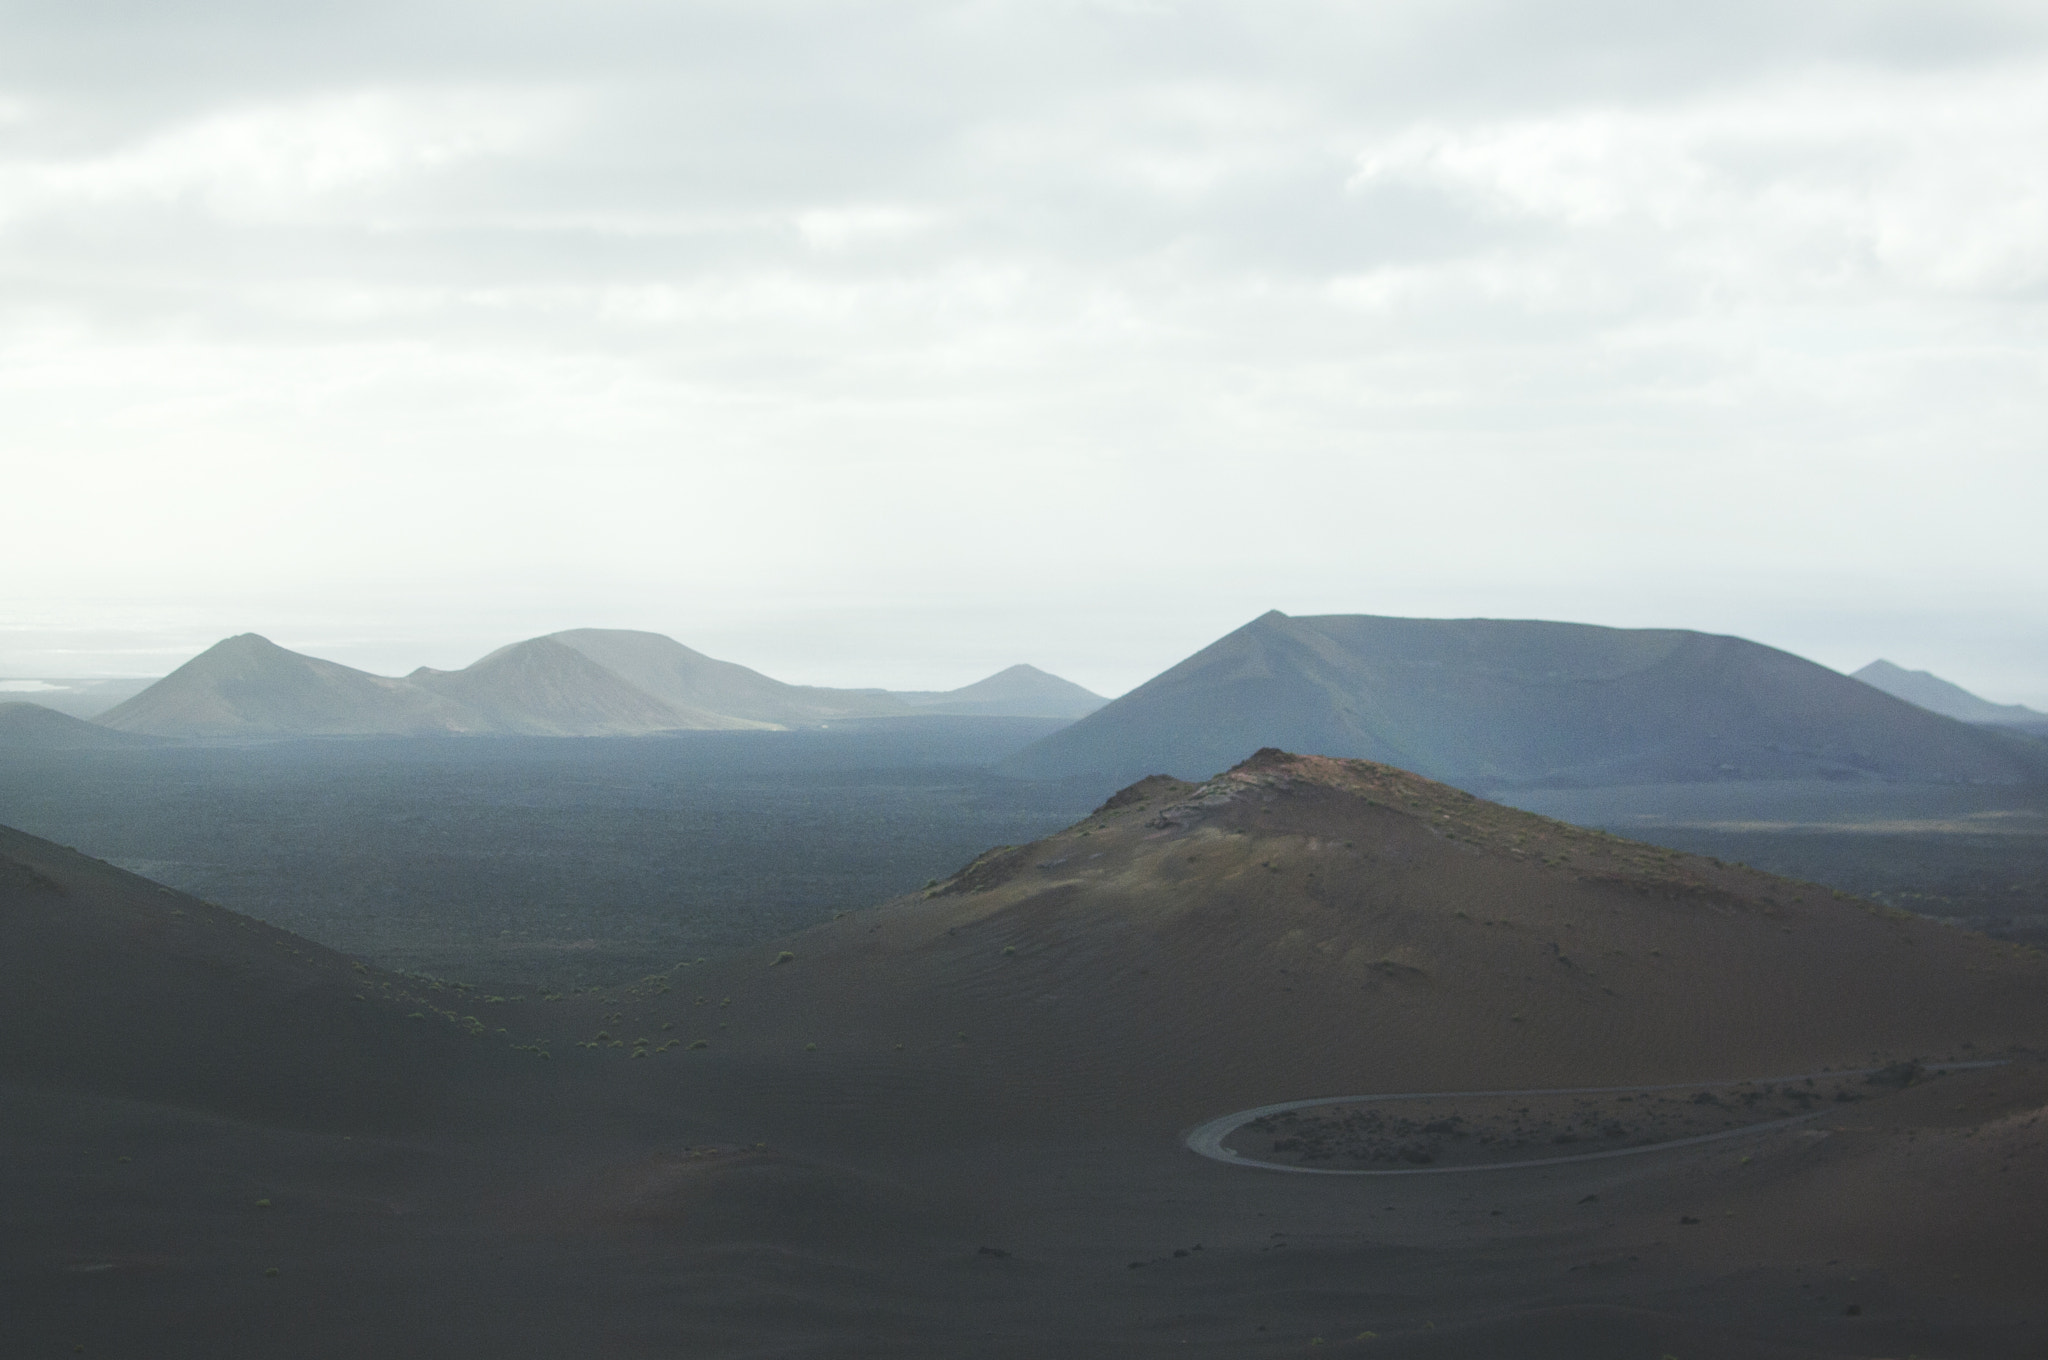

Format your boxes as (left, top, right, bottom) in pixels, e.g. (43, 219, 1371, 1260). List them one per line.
(724, 750, 2048, 1132)
(0, 822, 494, 1127)
(1002, 611, 2048, 792)
(95, 633, 486, 737)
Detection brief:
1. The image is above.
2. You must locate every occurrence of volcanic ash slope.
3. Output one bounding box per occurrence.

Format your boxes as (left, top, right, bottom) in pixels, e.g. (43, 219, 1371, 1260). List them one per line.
(734, 750, 2048, 1134)
(0, 822, 516, 1129)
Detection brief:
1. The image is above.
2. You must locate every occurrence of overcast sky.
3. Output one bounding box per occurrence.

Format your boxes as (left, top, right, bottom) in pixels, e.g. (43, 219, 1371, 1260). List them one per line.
(3, 0, 2045, 700)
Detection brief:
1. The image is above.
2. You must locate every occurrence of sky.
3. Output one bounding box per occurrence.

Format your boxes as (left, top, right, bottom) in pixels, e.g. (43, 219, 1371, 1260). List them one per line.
(2, 0, 2045, 701)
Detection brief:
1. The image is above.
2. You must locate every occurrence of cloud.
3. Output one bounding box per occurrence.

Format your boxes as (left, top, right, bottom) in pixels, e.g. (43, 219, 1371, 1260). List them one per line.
(1, 1, 2046, 697)
(1345, 64, 2048, 296)
(0, 89, 561, 224)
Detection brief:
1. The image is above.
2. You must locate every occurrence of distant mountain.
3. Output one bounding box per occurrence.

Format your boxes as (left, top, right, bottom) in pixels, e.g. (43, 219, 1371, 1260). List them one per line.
(0, 677, 157, 720)
(891, 664, 1106, 719)
(407, 636, 733, 736)
(0, 701, 156, 749)
(1001, 610, 2048, 793)
(1854, 660, 2048, 732)
(549, 629, 906, 726)
(90, 628, 1061, 739)
(96, 634, 485, 738)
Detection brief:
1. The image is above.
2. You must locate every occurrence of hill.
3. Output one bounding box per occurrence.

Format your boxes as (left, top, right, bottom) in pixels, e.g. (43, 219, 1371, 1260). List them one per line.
(548, 627, 904, 726)
(0, 821, 490, 1127)
(406, 636, 710, 735)
(630, 750, 2048, 1350)
(1855, 659, 2048, 732)
(95, 634, 486, 738)
(892, 663, 1106, 719)
(91, 629, 981, 738)
(0, 701, 155, 749)
(1001, 611, 2048, 794)
(0, 677, 156, 719)
(721, 749, 2047, 1126)
(5, 756, 2046, 1357)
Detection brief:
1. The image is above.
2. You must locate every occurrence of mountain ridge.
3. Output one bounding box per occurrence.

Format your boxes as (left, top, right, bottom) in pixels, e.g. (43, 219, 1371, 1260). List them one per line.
(891, 662, 1105, 719)
(408, 636, 715, 736)
(1855, 659, 2048, 731)
(92, 630, 1101, 738)
(96, 633, 485, 737)
(548, 628, 908, 727)
(1001, 610, 2048, 794)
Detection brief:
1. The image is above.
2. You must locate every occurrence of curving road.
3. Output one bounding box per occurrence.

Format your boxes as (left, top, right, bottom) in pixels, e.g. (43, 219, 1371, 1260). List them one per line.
(1184, 1061, 2009, 1176)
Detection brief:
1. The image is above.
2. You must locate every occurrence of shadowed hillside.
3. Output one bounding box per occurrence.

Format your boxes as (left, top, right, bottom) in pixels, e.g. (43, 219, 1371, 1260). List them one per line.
(1002, 611, 2048, 795)
(5, 755, 2047, 1357)
(0, 823, 497, 1128)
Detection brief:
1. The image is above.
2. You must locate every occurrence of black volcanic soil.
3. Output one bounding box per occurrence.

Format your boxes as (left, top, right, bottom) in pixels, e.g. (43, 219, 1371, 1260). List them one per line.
(0, 727, 1092, 986)
(1227, 1067, 1935, 1170)
(5, 750, 2048, 1358)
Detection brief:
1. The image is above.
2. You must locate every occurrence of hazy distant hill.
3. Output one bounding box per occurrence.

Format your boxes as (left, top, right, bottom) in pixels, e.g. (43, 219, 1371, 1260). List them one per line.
(1855, 659, 2048, 732)
(549, 628, 903, 726)
(407, 636, 731, 736)
(0, 701, 155, 749)
(1002, 610, 2048, 792)
(89, 628, 1097, 738)
(96, 634, 486, 737)
(0, 677, 156, 719)
(891, 663, 1105, 719)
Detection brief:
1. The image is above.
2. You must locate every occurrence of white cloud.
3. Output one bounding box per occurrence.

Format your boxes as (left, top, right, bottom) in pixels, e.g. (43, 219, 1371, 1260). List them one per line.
(1344, 64, 2048, 298)
(0, 88, 566, 223)
(794, 204, 938, 251)
(1, 3, 2046, 698)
